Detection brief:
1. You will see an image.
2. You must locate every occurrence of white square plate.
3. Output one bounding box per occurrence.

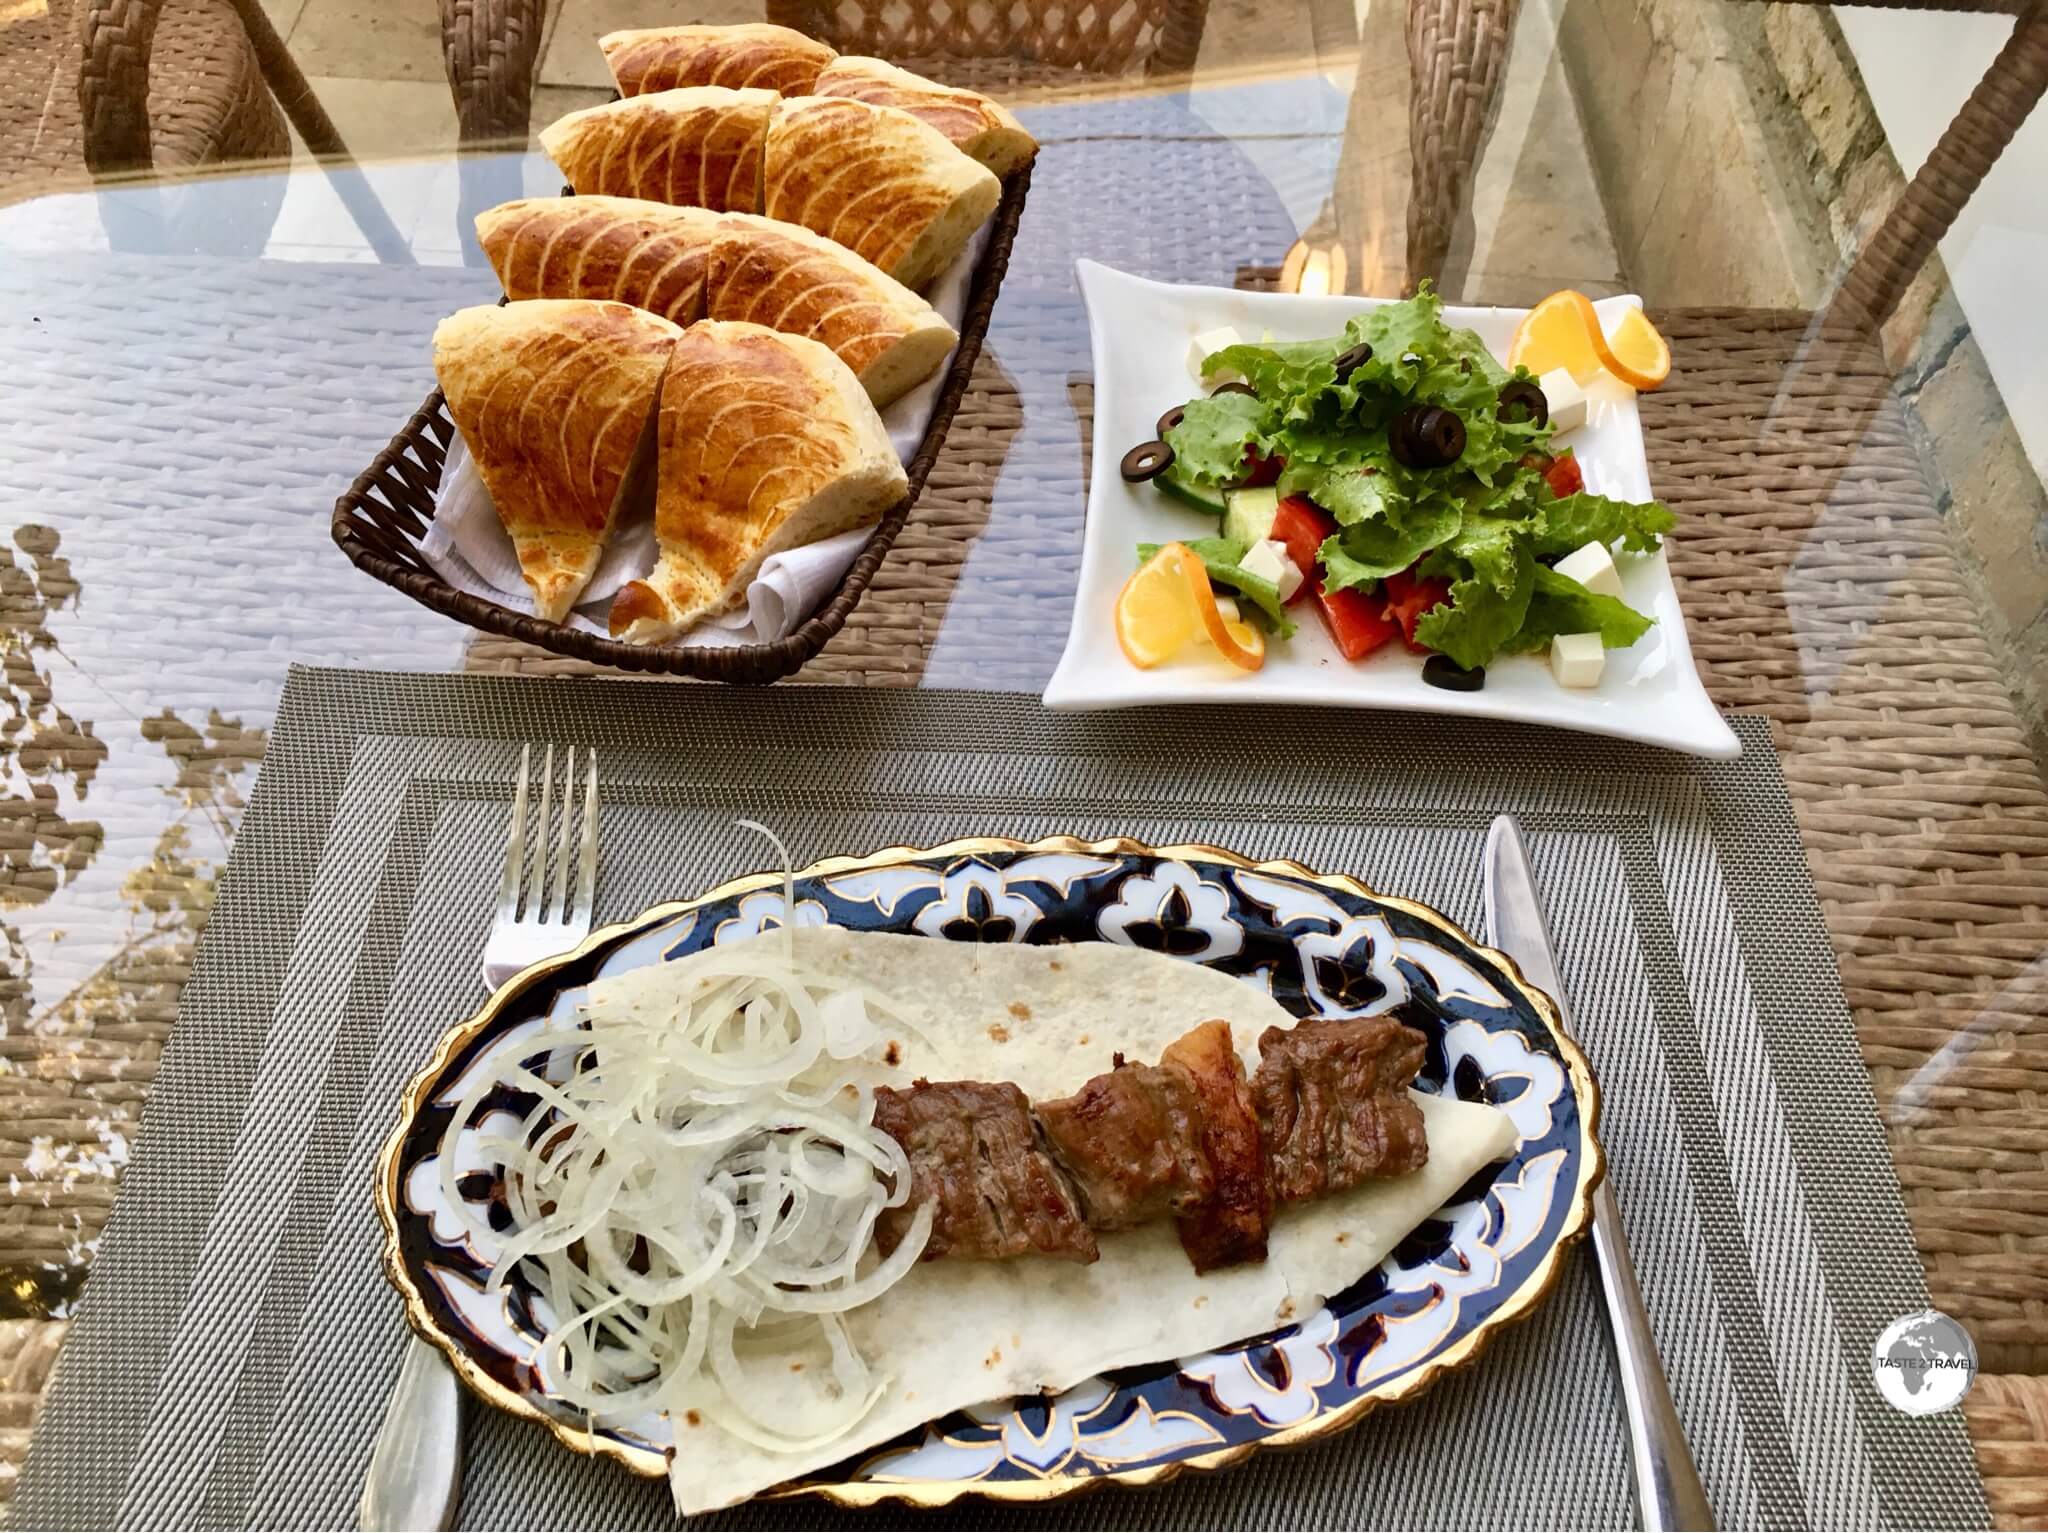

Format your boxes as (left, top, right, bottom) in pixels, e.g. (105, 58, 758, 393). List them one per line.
(1044, 260, 1739, 760)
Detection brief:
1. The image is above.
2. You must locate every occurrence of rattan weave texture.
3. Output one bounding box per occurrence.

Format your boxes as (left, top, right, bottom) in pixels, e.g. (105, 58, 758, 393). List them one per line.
(1644, 307, 2048, 1371)
(0, 0, 285, 206)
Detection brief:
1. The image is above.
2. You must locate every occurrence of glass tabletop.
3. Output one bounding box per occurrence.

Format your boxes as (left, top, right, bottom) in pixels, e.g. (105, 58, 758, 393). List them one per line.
(2, 0, 2044, 1518)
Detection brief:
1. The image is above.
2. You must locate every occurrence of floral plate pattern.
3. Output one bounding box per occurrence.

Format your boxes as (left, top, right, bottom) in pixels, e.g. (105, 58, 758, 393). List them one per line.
(376, 836, 1603, 1507)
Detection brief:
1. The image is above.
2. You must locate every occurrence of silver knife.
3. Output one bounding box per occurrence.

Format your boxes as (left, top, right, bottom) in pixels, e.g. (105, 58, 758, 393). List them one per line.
(1484, 815, 1715, 1532)
(358, 1336, 463, 1531)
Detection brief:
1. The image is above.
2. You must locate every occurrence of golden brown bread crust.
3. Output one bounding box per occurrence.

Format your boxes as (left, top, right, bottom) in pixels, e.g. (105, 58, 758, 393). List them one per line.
(475, 198, 728, 325)
(610, 320, 905, 641)
(703, 217, 953, 405)
(432, 300, 682, 621)
(762, 96, 1001, 291)
(601, 23, 835, 97)
(811, 56, 1036, 175)
(476, 198, 953, 408)
(539, 88, 774, 212)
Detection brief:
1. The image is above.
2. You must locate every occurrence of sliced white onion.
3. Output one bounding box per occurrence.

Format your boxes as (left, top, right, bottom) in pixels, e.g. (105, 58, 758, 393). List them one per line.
(433, 888, 929, 1470)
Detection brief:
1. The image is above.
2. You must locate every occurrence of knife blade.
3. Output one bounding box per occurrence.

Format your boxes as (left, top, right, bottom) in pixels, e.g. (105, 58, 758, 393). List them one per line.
(1483, 815, 1715, 1532)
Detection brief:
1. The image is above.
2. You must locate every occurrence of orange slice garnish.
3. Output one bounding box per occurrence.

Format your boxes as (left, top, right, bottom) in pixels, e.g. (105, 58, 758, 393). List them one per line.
(1115, 543, 1265, 672)
(1507, 290, 1606, 385)
(1188, 562, 1266, 671)
(1593, 305, 1671, 390)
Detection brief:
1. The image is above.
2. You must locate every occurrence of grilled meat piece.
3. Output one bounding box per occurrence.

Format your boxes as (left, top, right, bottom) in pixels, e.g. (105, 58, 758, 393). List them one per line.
(872, 1079, 1097, 1263)
(1036, 1057, 1213, 1230)
(1160, 1020, 1271, 1272)
(1252, 1017, 1429, 1204)
(1036, 1021, 1271, 1272)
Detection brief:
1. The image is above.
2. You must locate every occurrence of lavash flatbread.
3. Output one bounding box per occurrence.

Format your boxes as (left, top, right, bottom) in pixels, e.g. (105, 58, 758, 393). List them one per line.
(581, 927, 1518, 1512)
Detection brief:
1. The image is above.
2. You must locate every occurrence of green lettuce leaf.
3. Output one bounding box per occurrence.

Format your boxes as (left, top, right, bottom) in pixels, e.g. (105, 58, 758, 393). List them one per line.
(1160, 392, 1266, 486)
(1443, 514, 1526, 596)
(1531, 491, 1677, 557)
(1318, 503, 1464, 592)
(1280, 461, 1399, 526)
(1412, 540, 1534, 670)
(1503, 566, 1655, 652)
(1201, 338, 1341, 420)
(1135, 538, 1297, 637)
(1340, 285, 1451, 395)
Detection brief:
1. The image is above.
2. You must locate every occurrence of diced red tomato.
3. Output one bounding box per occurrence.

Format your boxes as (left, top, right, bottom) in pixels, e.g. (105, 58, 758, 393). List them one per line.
(1543, 451, 1584, 498)
(1239, 447, 1285, 488)
(1316, 583, 1399, 661)
(1382, 567, 1452, 653)
(1269, 495, 1330, 606)
(1272, 491, 1401, 657)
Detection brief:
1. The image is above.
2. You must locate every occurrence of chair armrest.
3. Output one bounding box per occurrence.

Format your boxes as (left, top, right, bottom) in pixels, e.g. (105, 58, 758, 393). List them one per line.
(78, 0, 167, 174)
(1403, 0, 1520, 293)
(442, 0, 549, 149)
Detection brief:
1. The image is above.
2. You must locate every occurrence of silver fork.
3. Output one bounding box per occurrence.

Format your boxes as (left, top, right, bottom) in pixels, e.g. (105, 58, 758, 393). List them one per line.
(359, 745, 601, 1532)
(483, 744, 601, 988)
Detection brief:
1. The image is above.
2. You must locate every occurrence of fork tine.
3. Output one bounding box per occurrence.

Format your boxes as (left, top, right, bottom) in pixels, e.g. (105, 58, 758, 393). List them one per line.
(551, 745, 578, 925)
(497, 744, 530, 918)
(573, 748, 599, 925)
(527, 743, 555, 921)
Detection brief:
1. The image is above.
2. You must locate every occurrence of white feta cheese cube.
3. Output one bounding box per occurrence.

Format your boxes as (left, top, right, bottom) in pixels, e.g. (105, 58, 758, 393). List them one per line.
(1537, 367, 1590, 436)
(1188, 326, 1242, 382)
(1239, 538, 1303, 602)
(1553, 539, 1623, 599)
(1271, 555, 1304, 604)
(1550, 632, 1606, 689)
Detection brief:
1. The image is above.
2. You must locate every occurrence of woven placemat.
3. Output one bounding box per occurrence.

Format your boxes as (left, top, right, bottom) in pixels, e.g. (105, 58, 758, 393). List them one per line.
(10, 671, 1989, 1529)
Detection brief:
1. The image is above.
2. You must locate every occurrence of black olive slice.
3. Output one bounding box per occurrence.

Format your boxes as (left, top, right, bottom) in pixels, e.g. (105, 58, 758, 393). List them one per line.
(1120, 440, 1175, 482)
(1422, 655, 1485, 692)
(1156, 404, 1188, 437)
(1210, 380, 1257, 397)
(1333, 342, 1373, 380)
(1389, 405, 1467, 469)
(1497, 379, 1549, 428)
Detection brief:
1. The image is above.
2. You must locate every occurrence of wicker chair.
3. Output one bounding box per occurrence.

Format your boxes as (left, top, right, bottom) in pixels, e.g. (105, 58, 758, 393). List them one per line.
(439, 0, 551, 151)
(434, 0, 1212, 154)
(0, 0, 416, 259)
(1391, 0, 2048, 1519)
(0, 0, 387, 200)
(764, 0, 1210, 75)
(0, 0, 288, 205)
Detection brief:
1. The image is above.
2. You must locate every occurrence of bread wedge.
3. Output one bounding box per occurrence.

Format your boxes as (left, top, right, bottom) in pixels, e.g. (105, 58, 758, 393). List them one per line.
(609, 320, 906, 643)
(433, 300, 681, 621)
(812, 56, 1035, 175)
(539, 87, 774, 212)
(602, 22, 834, 98)
(706, 213, 955, 407)
(475, 197, 729, 325)
(762, 95, 1000, 291)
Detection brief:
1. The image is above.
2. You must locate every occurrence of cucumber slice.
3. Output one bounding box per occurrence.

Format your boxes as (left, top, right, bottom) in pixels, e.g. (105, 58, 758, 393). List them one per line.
(1221, 486, 1280, 548)
(1156, 463, 1227, 516)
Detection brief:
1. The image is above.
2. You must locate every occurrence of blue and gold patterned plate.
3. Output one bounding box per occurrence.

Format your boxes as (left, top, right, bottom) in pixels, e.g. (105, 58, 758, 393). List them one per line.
(376, 836, 1602, 1507)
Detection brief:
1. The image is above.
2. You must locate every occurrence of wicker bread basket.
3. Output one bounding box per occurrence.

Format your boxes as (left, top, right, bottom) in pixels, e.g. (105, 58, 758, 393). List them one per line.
(331, 164, 1030, 683)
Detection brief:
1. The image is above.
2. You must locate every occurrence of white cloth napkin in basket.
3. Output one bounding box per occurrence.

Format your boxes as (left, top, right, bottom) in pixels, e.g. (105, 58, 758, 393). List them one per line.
(418, 222, 990, 647)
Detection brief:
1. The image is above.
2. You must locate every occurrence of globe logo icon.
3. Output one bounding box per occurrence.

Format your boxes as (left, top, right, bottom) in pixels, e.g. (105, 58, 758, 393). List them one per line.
(1871, 1310, 1977, 1416)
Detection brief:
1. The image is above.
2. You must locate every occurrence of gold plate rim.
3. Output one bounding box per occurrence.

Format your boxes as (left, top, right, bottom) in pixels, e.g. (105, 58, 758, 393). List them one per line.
(373, 833, 1605, 1508)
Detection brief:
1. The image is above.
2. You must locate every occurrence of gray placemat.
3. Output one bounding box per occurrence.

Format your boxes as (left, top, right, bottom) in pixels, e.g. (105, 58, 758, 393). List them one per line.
(10, 670, 1989, 1530)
